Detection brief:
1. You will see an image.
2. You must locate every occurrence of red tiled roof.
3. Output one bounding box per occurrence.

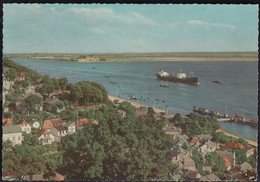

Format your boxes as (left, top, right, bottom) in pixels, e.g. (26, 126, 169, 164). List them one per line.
(43, 118, 64, 129)
(51, 89, 62, 94)
(35, 129, 50, 137)
(221, 141, 245, 149)
(76, 118, 89, 127)
(211, 110, 219, 114)
(17, 119, 30, 126)
(2, 118, 13, 126)
(62, 90, 70, 94)
(92, 120, 99, 125)
(224, 157, 231, 168)
(251, 119, 258, 123)
(189, 138, 198, 144)
(54, 174, 64, 181)
(234, 115, 244, 119)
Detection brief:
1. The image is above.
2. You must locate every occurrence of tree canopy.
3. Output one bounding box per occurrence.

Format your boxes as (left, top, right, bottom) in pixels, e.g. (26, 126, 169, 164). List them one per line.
(61, 104, 174, 180)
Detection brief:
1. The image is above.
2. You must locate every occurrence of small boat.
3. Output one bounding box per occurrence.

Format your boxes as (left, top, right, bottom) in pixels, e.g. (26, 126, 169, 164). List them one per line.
(160, 84, 170, 88)
(92, 67, 96, 69)
(130, 96, 137, 100)
(212, 80, 221, 84)
(110, 81, 116, 84)
(104, 75, 111, 78)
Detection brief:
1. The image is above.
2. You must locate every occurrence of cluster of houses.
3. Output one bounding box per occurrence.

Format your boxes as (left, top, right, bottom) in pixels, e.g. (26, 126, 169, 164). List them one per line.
(164, 119, 257, 181)
(2, 117, 100, 146)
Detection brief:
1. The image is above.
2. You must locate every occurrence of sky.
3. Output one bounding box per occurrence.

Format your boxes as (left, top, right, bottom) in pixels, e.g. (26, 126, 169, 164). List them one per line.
(3, 4, 259, 53)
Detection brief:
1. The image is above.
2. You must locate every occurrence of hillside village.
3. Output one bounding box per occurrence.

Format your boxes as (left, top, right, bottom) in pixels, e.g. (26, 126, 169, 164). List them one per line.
(2, 58, 257, 181)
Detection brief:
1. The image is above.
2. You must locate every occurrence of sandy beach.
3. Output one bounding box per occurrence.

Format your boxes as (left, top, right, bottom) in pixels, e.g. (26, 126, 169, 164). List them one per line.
(216, 129, 257, 147)
(108, 95, 166, 114)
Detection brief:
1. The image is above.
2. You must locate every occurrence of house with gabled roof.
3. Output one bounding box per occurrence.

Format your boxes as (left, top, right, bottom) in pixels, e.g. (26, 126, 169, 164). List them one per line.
(215, 150, 236, 169)
(220, 141, 245, 150)
(199, 140, 216, 155)
(17, 119, 31, 134)
(43, 118, 64, 130)
(3, 125, 23, 146)
(44, 98, 65, 113)
(36, 129, 54, 145)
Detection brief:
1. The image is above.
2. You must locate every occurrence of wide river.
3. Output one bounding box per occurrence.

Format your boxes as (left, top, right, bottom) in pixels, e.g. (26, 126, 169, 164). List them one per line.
(12, 59, 258, 141)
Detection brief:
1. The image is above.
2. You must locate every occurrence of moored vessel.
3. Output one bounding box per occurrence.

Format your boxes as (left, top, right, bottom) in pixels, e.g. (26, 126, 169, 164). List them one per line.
(156, 69, 199, 85)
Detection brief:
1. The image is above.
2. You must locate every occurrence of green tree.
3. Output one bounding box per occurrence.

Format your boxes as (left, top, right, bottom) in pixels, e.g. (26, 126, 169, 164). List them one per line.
(58, 77, 68, 90)
(235, 149, 247, 164)
(247, 155, 256, 168)
(171, 113, 185, 124)
(61, 104, 174, 180)
(25, 94, 43, 114)
(205, 152, 226, 177)
(181, 142, 189, 150)
(192, 150, 204, 173)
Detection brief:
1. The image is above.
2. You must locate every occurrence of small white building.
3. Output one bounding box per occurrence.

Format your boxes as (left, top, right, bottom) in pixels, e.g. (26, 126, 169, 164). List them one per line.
(17, 119, 32, 134)
(3, 125, 23, 146)
(29, 120, 41, 129)
(63, 122, 76, 135)
(36, 130, 55, 145)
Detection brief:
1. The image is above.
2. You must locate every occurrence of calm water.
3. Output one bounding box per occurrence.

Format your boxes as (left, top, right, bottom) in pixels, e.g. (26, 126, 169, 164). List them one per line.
(12, 59, 258, 141)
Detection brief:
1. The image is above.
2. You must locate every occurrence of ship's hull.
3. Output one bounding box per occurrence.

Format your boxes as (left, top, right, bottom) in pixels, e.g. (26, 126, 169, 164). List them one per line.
(156, 74, 199, 85)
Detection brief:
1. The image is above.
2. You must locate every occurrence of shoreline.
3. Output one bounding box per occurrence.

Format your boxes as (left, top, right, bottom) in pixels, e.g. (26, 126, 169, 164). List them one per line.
(108, 95, 257, 147)
(216, 128, 257, 147)
(9, 57, 258, 62)
(108, 95, 166, 114)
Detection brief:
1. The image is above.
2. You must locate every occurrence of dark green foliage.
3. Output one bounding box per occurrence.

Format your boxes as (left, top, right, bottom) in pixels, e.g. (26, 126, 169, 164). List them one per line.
(247, 155, 256, 168)
(181, 142, 189, 150)
(172, 113, 220, 137)
(234, 149, 247, 164)
(2, 142, 63, 180)
(59, 109, 77, 122)
(15, 80, 29, 88)
(5, 85, 24, 102)
(205, 152, 226, 176)
(25, 94, 43, 114)
(171, 113, 185, 124)
(192, 150, 203, 173)
(3, 58, 43, 84)
(61, 104, 174, 180)
(23, 133, 39, 146)
(118, 101, 136, 117)
(76, 81, 109, 105)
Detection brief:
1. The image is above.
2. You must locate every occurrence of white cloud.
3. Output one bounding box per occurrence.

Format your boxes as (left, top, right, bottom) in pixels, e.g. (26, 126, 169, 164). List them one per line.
(133, 12, 158, 25)
(187, 19, 237, 30)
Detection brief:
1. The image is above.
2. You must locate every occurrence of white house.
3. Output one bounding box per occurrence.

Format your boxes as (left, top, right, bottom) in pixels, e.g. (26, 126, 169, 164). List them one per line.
(62, 122, 76, 135)
(36, 130, 55, 145)
(3, 125, 23, 146)
(29, 120, 41, 129)
(17, 119, 31, 134)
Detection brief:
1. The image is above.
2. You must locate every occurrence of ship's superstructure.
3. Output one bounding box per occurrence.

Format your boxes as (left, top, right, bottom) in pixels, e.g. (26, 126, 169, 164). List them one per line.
(156, 69, 199, 85)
